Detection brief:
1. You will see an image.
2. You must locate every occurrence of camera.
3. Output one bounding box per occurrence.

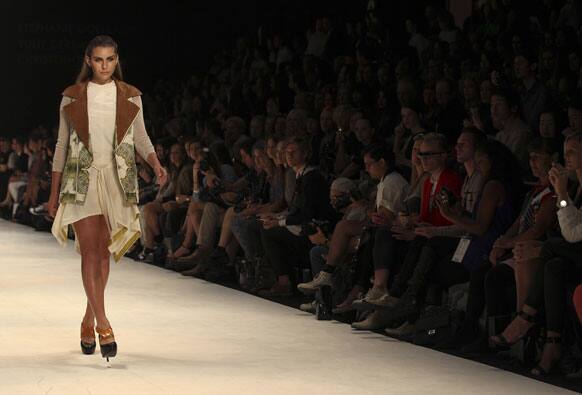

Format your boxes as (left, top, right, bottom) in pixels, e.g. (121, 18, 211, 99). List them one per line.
(438, 186, 456, 207)
(301, 219, 333, 238)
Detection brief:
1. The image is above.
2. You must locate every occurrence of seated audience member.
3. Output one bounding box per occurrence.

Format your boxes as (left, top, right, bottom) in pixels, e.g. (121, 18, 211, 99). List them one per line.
(352, 133, 461, 330)
(0, 137, 12, 201)
(379, 139, 524, 332)
(445, 138, 559, 350)
(140, 142, 190, 258)
(0, 136, 29, 214)
(184, 141, 279, 279)
(228, 141, 287, 287)
(302, 133, 463, 329)
(166, 142, 238, 266)
(173, 139, 258, 271)
(299, 177, 367, 313)
(490, 88, 532, 170)
(491, 133, 582, 376)
(393, 105, 426, 176)
(258, 136, 336, 297)
(297, 144, 409, 296)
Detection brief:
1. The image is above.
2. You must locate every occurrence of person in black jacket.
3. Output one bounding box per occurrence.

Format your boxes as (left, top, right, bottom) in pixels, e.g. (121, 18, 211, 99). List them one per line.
(258, 136, 336, 297)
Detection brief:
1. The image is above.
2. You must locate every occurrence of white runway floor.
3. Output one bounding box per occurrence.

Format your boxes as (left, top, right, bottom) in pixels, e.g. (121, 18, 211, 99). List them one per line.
(0, 219, 573, 394)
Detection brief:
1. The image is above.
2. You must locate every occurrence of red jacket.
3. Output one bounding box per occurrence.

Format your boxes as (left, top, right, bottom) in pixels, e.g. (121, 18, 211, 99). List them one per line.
(419, 168, 462, 226)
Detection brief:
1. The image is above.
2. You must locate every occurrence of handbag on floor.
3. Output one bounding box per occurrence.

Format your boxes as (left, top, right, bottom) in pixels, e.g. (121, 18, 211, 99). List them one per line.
(413, 305, 460, 346)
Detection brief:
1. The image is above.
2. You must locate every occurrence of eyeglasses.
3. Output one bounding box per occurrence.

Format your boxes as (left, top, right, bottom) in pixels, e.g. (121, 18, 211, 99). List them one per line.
(418, 151, 445, 158)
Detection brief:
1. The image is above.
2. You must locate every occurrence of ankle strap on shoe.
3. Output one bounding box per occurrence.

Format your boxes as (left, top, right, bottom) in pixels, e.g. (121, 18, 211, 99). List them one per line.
(517, 310, 536, 323)
(95, 326, 114, 339)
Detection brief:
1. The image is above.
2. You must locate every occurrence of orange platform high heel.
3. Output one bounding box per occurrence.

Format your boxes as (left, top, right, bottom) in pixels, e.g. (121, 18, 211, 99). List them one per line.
(95, 326, 117, 362)
(80, 322, 96, 355)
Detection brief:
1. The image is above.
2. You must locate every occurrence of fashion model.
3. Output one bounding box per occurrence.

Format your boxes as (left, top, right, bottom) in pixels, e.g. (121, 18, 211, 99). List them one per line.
(47, 35, 168, 361)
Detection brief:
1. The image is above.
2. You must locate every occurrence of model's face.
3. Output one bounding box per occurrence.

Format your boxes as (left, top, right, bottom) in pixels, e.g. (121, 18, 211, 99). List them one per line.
(86, 46, 118, 83)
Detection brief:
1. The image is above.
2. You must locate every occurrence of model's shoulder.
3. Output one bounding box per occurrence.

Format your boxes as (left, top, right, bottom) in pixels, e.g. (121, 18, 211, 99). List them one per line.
(61, 82, 84, 98)
(116, 80, 142, 97)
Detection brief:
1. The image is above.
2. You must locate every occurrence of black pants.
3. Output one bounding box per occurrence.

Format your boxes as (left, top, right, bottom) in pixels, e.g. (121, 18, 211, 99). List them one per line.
(0, 172, 9, 201)
(463, 262, 516, 329)
(388, 236, 428, 297)
(394, 236, 460, 301)
(525, 238, 582, 333)
(261, 226, 311, 279)
(373, 227, 406, 271)
(353, 227, 376, 290)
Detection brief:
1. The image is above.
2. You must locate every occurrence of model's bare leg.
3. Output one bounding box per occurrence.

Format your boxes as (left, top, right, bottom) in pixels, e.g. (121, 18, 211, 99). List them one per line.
(81, 215, 112, 332)
(73, 215, 113, 344)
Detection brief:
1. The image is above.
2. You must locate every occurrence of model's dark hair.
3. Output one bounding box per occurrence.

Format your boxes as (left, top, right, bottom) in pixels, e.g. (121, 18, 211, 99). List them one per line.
(363, 144, 396, 171)
(76, 35, 123, 83)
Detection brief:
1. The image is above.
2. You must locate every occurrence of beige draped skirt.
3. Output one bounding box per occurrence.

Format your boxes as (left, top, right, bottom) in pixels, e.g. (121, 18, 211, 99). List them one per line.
(51, 156, 141, 263)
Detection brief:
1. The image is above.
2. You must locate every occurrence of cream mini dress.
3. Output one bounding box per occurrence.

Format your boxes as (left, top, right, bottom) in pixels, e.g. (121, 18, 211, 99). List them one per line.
(51, 80, 141, 262)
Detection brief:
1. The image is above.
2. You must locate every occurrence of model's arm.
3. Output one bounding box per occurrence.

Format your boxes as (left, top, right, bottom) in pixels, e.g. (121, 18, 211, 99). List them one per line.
(48, 96, 71, 217)
(132, 96, 167, 186)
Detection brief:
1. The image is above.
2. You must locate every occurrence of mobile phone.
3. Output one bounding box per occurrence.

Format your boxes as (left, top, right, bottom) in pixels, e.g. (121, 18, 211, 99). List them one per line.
(439, 186, 456, 207)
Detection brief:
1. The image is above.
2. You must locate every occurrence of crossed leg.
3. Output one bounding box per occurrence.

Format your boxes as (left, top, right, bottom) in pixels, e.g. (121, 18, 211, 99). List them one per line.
(73, 214, 114, 344)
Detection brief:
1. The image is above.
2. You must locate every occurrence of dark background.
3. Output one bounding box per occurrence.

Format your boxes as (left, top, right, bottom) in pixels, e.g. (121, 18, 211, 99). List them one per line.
(0, 0, 436, 137)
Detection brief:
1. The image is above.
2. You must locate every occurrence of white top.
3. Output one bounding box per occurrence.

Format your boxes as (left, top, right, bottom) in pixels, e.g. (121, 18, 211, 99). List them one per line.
(375, 171, 410, 213)
(87, 80, 116, 165)
(52, 81, 156, 173)
(558, 199, 582, 243)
